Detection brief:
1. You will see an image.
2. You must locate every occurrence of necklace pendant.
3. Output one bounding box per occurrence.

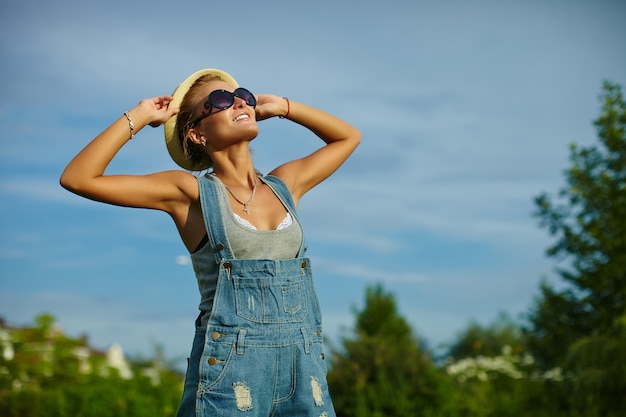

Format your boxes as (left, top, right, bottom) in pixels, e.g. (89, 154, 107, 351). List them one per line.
(221, 174, 258, 216)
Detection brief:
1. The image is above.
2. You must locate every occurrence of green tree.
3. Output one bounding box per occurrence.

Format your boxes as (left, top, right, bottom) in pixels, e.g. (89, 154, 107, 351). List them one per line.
(444, 313, 562, 417)
(327, 284, 448, 417)
(560, 315, 626, 417)
(527, 81, 626, 369)
(446, 312, 525, 360)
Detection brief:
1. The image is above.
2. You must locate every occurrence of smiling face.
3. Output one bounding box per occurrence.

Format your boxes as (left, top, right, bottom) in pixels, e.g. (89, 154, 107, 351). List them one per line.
(189, 81, 259, 150)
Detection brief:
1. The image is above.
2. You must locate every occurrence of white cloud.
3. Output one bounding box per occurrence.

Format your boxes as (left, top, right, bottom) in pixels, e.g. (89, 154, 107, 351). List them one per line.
(0, 178, 77, 204)
(175, 255, 191, 266)
(314, 257, 432, 284)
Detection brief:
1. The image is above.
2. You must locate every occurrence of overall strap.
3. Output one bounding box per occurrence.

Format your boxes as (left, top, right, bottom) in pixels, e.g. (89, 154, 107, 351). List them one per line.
(261, 175, 308, 258)
(197, 174, 234, 263)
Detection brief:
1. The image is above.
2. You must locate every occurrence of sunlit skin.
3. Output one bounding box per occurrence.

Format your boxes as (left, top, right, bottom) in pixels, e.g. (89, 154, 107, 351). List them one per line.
(60, 80, 361, 253)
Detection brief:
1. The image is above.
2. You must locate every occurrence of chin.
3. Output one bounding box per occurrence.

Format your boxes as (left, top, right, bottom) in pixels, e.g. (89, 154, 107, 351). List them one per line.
(244, 126, 260, 140)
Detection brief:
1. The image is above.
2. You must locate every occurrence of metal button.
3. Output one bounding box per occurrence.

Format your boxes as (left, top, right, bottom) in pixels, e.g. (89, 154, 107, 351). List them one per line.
(301, 261, 307, 268)
(211, 331, 221, 340)
(208, 357, 219, 365)
(223, 261, 231, 268)
(215, 243, 224, 251)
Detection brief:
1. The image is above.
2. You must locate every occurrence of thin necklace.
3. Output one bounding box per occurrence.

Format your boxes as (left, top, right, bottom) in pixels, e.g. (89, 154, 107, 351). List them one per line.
(222, 175, 258, 215)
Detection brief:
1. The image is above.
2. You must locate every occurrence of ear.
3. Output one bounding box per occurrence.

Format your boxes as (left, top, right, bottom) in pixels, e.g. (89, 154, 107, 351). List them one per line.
(186, 127, 205, 146)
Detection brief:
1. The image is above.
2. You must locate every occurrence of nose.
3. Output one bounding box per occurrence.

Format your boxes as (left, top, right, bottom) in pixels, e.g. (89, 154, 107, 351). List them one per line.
(233, 96, 247, 108)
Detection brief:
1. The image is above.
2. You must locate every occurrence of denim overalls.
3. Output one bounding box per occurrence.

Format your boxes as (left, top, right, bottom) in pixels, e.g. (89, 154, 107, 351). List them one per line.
(177, 174, 336, 417)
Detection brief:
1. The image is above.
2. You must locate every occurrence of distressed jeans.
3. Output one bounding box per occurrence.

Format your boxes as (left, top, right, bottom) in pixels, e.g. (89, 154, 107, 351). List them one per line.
(177, 260, 335, 417)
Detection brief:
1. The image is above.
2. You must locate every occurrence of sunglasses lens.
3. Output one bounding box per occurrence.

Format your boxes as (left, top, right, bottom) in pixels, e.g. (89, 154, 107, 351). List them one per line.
(209, 90, 235, 109)
(235, 88, 256, 107)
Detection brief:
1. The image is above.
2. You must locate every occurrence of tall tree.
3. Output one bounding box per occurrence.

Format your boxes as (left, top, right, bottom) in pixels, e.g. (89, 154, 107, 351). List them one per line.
(527, 81, 626, 368)
(327, 284, 446, 417)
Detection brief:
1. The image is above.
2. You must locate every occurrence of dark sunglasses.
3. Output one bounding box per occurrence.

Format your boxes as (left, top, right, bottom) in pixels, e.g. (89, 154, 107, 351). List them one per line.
(190, 87, 256, 126)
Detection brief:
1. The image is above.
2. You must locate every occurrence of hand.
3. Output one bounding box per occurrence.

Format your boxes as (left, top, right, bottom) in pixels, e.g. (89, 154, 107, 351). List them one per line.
(254, 94, 289, 121)
(134, 96, 179, 128)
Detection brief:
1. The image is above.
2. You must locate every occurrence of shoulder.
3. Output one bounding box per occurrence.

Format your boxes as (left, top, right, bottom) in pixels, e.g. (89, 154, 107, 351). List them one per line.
(268, 162, 307, 205)
(268, 164, 298, 192)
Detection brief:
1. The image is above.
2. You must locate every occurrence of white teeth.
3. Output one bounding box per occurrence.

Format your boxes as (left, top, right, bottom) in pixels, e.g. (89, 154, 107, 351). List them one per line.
(233, 114, 249, 122)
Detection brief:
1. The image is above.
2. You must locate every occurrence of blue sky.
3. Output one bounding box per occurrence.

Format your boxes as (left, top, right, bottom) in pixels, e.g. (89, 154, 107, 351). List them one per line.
(1, 0, 625, 367)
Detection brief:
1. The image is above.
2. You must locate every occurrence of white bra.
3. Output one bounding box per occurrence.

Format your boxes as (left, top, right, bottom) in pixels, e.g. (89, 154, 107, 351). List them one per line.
(232, 212, 293, 231)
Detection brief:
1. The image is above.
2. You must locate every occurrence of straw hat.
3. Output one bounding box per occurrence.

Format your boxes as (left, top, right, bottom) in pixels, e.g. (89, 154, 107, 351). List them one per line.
(164, 68, 238, 170)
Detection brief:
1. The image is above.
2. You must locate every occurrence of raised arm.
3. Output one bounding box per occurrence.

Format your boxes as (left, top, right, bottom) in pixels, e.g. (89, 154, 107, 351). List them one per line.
(59, 96, 195, 212)
(257, 95, 361, 203)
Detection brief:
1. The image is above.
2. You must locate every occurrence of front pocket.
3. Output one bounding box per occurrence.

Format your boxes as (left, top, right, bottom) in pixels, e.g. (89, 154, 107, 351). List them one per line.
(282, 283, 303, 315)
(233, 275, 307, 324)
(198, 341, 236, 392)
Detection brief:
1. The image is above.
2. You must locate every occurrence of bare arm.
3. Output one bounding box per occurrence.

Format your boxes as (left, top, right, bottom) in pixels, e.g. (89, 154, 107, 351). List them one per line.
(59, 96, 194, 212)
(257, 95, 361, 203)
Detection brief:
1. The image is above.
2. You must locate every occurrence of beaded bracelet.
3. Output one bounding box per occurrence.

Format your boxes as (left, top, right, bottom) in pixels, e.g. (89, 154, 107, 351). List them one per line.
(279, 97, 290, 119)
(123, 111, 135, 139)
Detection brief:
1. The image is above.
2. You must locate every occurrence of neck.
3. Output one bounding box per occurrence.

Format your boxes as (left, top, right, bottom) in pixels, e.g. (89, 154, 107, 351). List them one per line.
(210, 145, 258, 187)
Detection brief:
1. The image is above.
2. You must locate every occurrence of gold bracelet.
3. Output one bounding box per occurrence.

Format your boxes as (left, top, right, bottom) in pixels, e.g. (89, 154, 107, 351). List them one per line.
(123, 112, 135, 139)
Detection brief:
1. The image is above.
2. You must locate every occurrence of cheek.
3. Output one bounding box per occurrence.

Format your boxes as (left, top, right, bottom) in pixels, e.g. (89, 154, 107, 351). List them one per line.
(199, 114, 229, 138)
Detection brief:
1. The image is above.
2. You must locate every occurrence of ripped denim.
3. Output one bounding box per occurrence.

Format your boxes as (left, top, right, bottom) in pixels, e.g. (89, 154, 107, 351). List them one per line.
(177, 260, 335, 417)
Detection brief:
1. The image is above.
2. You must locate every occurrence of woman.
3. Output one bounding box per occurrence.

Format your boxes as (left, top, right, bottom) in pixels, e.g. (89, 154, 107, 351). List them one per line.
(60, 68, 360, 416)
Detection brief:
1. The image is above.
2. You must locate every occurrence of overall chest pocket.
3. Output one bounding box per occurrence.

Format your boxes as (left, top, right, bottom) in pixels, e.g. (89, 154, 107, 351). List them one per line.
(232, 272, 308, 324)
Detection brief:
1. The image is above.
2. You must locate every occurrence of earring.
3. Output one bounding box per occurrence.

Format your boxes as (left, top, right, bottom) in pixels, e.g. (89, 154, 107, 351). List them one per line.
(201, 138, 206, 147)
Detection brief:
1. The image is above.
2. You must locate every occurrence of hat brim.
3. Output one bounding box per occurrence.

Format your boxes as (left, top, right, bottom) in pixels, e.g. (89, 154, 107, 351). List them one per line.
(164, 69, 238, 171)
